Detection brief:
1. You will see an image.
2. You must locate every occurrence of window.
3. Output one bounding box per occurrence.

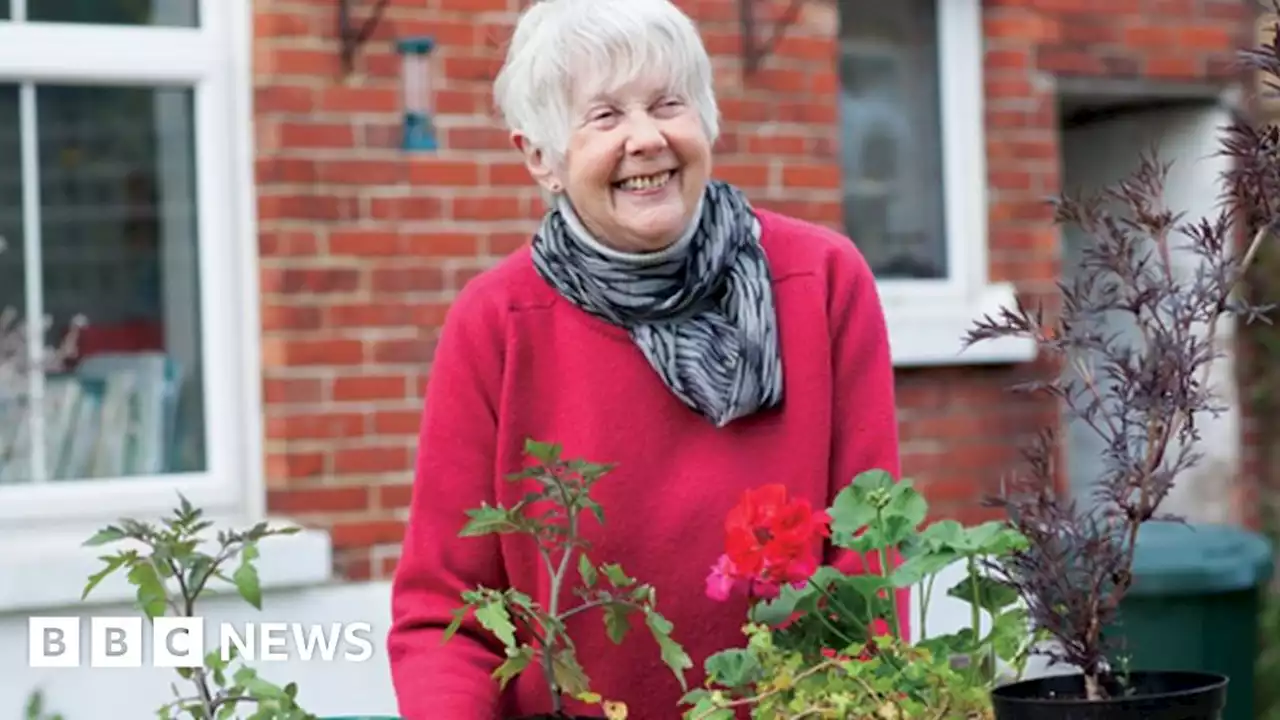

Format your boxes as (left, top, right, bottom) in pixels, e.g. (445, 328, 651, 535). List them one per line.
(838, 0, 946, 280)
(836, 0, 1035, 365)
(0, 0, 257, 526)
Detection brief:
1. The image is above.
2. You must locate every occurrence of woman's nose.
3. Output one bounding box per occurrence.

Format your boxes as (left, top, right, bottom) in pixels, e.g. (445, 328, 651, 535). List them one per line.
(623, 113, 667, 155)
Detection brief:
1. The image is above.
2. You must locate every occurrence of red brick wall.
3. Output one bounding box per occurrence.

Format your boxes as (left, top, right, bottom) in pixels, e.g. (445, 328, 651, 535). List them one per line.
(252, 0, 1254, 580)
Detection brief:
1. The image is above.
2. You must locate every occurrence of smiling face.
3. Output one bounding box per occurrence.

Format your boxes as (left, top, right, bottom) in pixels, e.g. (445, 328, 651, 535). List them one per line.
(516, 72, 713, 254)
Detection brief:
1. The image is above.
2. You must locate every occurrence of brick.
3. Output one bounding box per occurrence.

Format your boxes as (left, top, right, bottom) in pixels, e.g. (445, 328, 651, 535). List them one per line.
(334, 375, 409, 402)
(326, 302, 418, 328)
(453, 196, 522, 220)
(261, 267, 361, 295)
(330, 520, 406, 549)
(370, 265, 447, 294)
(262, 378, 325, 404)
(279, 121, 355, 149)
(374, 484, 415, 510)
(368, 337, 439, 364)
(258, 194, 358, 222)
(260, 230, 320, 257)
(334, 446, 411, 475)
(262, 338, 365, 367)
(368, 196, 447, 221)
(318, 86, 399, 113)
(403, 232, 482, 257)
(261, 304, 323, 332)
(374, 410, 422, 435)
(407, 159, 482, 186)
(268, 487, 370, 513)
(266, 452, 325, 481)
(255, 85, 314, 113)
(328, 230, 401, 256)
(781, 164, 840, 188)
(316, 160, 403, 185)
(267, 411, 366, 440)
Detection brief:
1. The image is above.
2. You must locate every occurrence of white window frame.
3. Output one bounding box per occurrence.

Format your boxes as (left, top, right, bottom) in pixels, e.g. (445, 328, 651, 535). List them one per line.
(0, 3, 328, 609)
(858, 0, 1037, 367)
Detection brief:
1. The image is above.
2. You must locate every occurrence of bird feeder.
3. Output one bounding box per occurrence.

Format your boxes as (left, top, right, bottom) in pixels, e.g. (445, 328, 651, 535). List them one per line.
(397, 36, 437, 151)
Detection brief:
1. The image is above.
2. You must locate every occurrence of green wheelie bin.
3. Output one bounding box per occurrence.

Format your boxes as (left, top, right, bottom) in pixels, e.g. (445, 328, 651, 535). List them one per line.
(1107, 520, 1274, 720)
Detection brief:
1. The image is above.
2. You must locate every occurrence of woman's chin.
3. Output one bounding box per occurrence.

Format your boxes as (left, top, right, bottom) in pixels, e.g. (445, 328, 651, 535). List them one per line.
(616, 215, 690, 251)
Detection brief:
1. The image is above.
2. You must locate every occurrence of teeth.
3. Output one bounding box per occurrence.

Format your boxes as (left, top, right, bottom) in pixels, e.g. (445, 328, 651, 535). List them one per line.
(618, 171, 673, 191)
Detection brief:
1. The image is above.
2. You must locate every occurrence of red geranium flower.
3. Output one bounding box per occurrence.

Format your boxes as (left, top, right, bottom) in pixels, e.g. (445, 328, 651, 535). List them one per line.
(706, 484, 831, 601)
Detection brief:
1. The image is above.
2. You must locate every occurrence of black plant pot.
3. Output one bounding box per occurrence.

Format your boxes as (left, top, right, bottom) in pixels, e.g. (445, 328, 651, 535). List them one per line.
(990, 670, 1228, 720)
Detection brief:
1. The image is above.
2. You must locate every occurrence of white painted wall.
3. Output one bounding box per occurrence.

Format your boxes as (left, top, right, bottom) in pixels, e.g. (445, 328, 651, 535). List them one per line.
(0, 560, 1053, 719)
(1060, 101, 1240, 524)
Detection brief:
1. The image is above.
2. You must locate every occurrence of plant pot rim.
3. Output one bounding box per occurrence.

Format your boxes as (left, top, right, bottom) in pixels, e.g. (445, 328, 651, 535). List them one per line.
(990, 669, 1228, 706)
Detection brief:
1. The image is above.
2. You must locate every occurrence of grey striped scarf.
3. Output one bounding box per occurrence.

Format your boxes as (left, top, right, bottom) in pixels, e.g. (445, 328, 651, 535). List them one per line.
(530, 179, 783, 427)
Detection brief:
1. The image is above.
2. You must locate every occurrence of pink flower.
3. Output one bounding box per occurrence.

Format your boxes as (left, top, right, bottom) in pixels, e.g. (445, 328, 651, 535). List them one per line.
(705, 554, 739, 601)
(704, 552, 814, 602)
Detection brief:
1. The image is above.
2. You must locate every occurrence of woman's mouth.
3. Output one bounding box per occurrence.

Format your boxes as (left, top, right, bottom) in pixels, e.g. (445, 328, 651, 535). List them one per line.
(614, 170, 676, 194)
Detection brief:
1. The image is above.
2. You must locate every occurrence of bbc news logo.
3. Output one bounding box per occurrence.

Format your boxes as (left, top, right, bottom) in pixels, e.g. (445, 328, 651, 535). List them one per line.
(28, 617, 375, 667)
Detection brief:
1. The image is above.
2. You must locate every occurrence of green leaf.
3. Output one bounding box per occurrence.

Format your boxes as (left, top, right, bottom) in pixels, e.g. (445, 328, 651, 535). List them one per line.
(989, 607, 1031, 661)
(551, 648, 591, 697)
(749, 580, 813, 626)
(917, 628, 979, 661)
(583, 498, 606, 525)
(578, 554, 598, 588)
(964, 522, 1028, 555)
(186, 554, 215, 592)
(492, 645, 535, 688)
(475, 600, 518, 647)
(920, 519, 967, 550)
(233, 553, 262, 609)
(829, 485, 877, 539)
(681, 695, 735, 720)
(82, 553, 130, 600)
(703, 648, 762, 688)
(524, 439, 562, 465)
(884, 483, 928, 528)
(441, 605, 470, 643)
(459, 505, 520, 536)
(83, 527, 126, 546)
(947, 572, 1020, 613)
(603, 602, 630, 644)
(890, 550, 960, 587)
(853, 468, 895, 492)
(644, 609, 692, 690)
(601, 563, 635, 588)
(127, 562, 168, 618)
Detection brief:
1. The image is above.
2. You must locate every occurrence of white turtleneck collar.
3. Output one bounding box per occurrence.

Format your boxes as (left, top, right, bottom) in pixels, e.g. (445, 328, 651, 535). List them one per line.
(554, 192, 704, 265)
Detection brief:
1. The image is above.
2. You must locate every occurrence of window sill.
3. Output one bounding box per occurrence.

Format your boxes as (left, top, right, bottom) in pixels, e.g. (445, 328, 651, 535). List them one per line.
(0, 516, 333, 615)
(879, 281, 1038, 367)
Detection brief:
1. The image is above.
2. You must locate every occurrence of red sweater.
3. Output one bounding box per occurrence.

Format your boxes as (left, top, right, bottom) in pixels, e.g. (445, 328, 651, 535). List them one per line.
(387, 209, 907, 720)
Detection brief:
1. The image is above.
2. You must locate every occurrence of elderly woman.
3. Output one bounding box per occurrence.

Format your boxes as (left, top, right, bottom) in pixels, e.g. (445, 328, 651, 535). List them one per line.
(387, 0, 905, 717)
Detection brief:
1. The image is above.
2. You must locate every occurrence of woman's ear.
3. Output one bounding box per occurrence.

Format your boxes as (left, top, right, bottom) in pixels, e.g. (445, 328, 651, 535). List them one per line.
(511, 132, 563, 193)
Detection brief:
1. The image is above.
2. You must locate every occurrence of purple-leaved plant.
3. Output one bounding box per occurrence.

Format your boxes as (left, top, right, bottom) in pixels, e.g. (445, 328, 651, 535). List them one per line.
(961, 10, 1280, 701)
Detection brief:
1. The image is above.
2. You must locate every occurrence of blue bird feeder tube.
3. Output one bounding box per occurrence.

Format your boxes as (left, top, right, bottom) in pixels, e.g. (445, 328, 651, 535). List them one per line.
(397, 36, 437, 151)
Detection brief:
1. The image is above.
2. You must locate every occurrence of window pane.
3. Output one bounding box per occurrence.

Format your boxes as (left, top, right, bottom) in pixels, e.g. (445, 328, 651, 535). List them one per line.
(28, 0, 197, 26)
(0, 83, 28, 483)
(838, 0, 948, 280)
(0, 0, 10, 20)
(0, 83, 207, 484)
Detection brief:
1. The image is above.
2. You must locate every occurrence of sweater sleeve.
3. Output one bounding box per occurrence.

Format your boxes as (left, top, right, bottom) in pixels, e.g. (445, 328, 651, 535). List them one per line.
(387, 285, 509, 720)
(822, 239, 912, 641)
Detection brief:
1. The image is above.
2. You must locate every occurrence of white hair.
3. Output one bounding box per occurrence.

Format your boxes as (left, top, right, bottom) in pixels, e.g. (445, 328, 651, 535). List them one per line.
(493, 0, 720, 170)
